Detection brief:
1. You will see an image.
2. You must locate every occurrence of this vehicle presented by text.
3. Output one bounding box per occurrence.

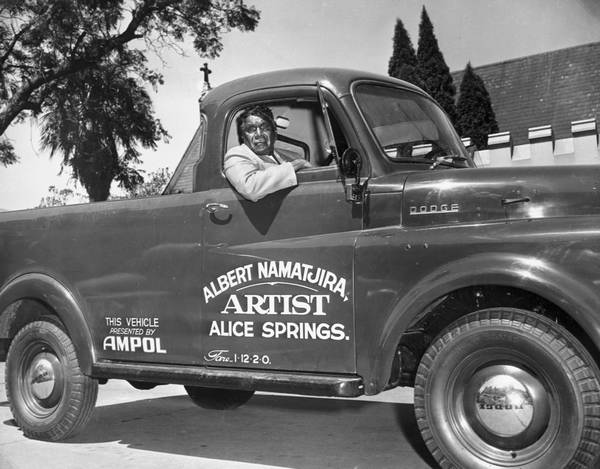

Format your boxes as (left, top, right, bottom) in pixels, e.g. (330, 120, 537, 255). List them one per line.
(1, 68, 600, 468)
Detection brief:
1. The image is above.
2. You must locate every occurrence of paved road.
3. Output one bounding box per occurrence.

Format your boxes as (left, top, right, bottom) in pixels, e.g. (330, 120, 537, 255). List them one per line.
(0, 363, 437, 468)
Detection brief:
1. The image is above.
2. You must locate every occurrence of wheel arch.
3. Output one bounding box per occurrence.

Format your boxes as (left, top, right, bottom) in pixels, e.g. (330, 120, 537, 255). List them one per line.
(373, 252, 600, 392)
(0, 272, 95, 373)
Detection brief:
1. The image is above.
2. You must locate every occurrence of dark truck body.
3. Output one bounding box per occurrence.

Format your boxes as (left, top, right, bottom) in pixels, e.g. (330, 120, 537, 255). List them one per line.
(2, 68, 600, 468)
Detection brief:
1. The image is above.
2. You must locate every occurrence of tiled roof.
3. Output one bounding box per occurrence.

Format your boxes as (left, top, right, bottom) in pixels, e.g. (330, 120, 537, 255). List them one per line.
(452, 42, 600, 145)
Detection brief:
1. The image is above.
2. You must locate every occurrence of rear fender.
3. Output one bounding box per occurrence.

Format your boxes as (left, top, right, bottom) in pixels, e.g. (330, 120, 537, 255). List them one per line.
(0, 273, 94, 373)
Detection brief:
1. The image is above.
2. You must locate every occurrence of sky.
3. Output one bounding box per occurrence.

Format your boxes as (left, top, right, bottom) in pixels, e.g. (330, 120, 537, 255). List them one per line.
(2, 0, 600, 210)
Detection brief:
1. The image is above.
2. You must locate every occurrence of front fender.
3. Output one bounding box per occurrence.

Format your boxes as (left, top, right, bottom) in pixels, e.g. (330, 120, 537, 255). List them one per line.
(0, 272, 95, 373)
(372, 252, 600, 393)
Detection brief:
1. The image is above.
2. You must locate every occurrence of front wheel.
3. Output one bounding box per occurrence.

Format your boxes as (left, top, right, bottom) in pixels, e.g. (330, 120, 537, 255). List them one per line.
(6, 320, 98, 441)
(414, 308, 600, 468)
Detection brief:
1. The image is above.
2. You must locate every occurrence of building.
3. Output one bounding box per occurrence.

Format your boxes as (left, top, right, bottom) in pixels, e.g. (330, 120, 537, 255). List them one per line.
(452, 42, 600, 167)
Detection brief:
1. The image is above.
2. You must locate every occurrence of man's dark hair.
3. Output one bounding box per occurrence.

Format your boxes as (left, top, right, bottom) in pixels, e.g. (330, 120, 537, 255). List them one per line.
(236, 104, 276, 144)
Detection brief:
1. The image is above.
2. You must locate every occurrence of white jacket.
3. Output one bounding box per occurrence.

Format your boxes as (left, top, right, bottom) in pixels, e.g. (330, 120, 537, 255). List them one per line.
(224, 144, 297, 202)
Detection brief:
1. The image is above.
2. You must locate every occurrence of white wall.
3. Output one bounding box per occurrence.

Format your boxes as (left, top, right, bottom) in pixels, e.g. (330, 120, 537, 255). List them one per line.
(469, 118, 599, 167)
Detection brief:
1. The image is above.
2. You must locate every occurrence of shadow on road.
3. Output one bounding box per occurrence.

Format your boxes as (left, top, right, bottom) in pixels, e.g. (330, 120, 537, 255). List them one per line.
(50, 393, 439, 468)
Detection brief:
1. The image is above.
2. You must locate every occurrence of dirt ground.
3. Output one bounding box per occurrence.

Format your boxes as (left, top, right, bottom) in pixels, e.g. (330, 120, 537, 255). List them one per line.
(0, 363, 437, 469)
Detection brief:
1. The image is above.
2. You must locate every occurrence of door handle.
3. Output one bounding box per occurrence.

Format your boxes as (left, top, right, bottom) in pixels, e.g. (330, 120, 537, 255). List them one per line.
(205, 202, 229, 213)
(501, 197, 530, 206)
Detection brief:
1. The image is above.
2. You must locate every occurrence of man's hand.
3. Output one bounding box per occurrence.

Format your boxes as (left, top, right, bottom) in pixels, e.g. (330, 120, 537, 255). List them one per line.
(291, 159, 311, 172)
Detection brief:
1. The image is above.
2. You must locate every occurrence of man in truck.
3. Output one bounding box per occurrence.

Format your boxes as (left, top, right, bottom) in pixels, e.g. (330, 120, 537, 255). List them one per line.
(224, 104, 310, 202)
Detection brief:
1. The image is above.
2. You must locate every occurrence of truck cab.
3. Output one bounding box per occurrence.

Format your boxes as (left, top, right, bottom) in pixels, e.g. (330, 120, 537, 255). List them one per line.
(153, 68, 471, 379)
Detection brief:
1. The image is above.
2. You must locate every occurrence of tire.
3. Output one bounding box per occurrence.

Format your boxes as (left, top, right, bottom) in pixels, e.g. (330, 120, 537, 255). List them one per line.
(414, 308, 600, 469)
(5, 320, 98, 441)
(184, 385, 254, 410)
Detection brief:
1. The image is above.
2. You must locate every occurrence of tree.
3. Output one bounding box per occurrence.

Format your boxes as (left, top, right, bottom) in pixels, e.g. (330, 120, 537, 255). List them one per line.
(124, 167, 172, 198)
(40, 57, 168, 201)
(455, 62, 498, 149)
(0, 138, 17, 166)
(0, 0, 260, 166)
(38, 185, 86, 207)
(388, 18, 422, 87)
(416, 7, 457, 122)
(37, 167, 172, 207)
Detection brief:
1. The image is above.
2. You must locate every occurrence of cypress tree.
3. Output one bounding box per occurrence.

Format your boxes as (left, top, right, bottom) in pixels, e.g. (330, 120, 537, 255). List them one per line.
(455, 63, 499, 149)
(416, 7, 457, 122)
(388, 18, 422, 87)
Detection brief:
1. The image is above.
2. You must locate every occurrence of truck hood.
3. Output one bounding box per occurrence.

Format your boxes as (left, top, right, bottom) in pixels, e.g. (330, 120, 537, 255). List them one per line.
(399, 165, 600, 227)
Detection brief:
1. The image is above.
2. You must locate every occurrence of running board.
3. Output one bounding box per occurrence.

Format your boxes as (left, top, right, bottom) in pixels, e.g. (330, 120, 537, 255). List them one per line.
(92, 361, 364, 397)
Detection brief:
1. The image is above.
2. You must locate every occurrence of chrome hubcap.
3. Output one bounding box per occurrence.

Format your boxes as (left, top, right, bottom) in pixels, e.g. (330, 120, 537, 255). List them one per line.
(464, 364, 550, 450)
(26, 352, 63, 409)
(475, 374, 534, 436)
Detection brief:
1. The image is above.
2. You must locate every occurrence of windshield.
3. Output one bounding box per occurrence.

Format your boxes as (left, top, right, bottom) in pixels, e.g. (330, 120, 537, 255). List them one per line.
(354, 84, 470, 167)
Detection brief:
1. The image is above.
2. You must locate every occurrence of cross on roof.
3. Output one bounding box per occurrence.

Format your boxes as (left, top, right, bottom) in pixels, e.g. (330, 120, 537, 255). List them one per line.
(200, 62, 212, 89)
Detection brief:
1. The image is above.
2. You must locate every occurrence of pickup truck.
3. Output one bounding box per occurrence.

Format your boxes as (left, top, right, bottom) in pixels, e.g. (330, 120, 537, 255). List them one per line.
(1, 68, 600, 469)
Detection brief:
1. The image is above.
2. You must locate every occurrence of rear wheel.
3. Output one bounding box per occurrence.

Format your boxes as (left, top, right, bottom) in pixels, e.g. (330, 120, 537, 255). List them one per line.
(414, 308, 600, 468)
(6, 320, 98, 441)
(184, 386, 254, 410)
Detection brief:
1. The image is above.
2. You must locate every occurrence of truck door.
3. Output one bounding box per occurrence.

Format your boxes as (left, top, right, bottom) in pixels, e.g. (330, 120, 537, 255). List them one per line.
(200, 87, 362, 374)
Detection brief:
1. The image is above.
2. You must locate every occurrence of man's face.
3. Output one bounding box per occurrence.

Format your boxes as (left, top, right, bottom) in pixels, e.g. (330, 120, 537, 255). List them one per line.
(242, 114, 275, 156)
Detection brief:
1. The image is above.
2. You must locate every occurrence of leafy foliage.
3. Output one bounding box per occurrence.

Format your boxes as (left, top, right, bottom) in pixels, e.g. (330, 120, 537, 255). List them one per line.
(40, 58, 168, 201)
(388, 18, 422, 87)
(0, 137, 18, 166)
(124, 167, 172, 198)
(37, 167, 172, 207)
(416, 7, 457, 122)
(455, 63, 498, 149)
(38, 185, 87, 208)
(0, 0, 259, 198)
(1, 0, 259, 135)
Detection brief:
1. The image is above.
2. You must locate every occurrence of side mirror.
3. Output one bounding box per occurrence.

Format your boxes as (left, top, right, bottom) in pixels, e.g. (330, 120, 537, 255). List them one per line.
(341, 148, 362, 178)
(340, 148, 365, 203)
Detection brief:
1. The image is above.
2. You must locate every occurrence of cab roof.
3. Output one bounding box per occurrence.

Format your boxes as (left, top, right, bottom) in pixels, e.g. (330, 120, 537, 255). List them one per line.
(200, 67, 425, 107)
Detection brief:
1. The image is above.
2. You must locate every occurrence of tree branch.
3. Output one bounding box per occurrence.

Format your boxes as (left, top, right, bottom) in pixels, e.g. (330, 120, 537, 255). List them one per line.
(0, 0, 164, 136)
(70, 31, 87, 59)
(0, 22, 33, 69)
(21, 100, 42, 114)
